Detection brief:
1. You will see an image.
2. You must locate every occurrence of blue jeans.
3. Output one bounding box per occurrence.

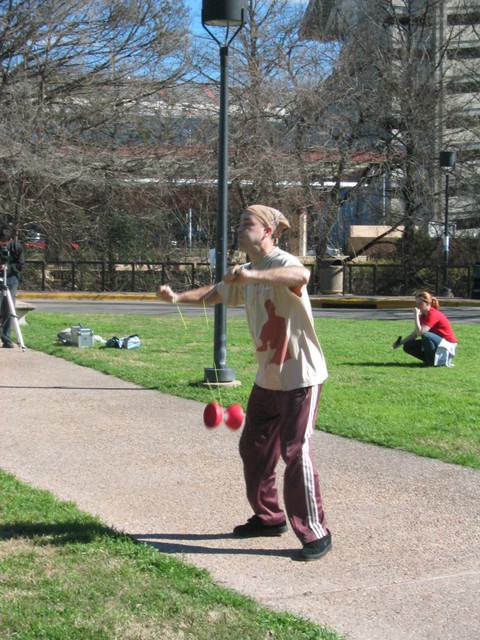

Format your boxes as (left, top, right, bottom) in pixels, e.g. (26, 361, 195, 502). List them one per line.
(403, 332, 443, 366)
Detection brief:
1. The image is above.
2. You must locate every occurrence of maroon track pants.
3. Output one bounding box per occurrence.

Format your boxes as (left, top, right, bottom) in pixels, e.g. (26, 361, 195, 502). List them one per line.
(239, 383, 328, 544)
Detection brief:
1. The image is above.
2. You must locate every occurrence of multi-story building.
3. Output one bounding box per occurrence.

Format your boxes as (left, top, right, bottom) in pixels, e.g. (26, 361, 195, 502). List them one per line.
(301, 0, 480, 238)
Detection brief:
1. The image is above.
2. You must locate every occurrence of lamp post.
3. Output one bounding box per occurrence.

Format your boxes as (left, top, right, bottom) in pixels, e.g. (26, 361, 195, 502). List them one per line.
(439, 150, 456, 298)
(201, 0, 246, 384)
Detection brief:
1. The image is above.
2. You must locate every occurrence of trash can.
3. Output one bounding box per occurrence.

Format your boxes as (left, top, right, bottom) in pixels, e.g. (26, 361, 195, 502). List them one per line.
(472, 262, 480, 299)
(318, 258, 345, 294)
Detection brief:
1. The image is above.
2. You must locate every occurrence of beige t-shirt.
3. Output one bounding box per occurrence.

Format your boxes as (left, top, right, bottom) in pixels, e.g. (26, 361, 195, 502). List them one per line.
(217, 248, 328, 391)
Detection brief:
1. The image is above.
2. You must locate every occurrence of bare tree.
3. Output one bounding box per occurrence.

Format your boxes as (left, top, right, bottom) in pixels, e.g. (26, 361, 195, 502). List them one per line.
(300, 0, 480, 268)
(0, 0, 193, 256)
(190, 0, 343, 259)
(191, 1, 406, 264)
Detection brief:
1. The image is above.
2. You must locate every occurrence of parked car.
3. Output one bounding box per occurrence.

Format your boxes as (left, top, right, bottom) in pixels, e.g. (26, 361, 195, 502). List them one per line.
(307, 245, 342, 258)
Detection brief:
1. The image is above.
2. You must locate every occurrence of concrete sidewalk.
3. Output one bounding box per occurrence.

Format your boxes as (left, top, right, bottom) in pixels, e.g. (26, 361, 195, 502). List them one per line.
(1, 348, 479, 640)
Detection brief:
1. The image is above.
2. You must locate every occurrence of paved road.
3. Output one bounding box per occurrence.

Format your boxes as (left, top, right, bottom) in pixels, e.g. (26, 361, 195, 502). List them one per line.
(22, 298, 480, 324)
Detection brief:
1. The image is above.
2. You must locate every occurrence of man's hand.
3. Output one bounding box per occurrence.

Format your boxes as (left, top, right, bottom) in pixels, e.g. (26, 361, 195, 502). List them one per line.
(222, 265, 242, 284)
(156, 285, 176, 304)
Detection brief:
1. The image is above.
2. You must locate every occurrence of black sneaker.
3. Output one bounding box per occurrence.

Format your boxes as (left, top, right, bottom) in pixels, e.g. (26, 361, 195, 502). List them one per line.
(233, 515, 288, 538)
(393, 336, 402, 349)
(2, 341, 14, 348)
(298, 530, 332, 561)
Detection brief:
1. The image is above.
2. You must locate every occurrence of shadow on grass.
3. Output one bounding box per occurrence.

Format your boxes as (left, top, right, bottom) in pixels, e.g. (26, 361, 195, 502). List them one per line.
(339, 361, 422, 368)
(0, 384, 150, 390)
(0, 521, 115, 544)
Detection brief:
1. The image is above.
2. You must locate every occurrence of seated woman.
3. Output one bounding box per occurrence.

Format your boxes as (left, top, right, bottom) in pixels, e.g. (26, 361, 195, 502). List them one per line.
(393, 291, 458, 367)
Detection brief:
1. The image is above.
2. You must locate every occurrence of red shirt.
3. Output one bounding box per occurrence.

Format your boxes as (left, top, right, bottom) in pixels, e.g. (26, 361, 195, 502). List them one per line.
(421, 307, 458, 343)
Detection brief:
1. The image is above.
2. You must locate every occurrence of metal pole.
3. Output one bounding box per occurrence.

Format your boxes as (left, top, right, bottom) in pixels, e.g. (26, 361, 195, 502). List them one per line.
(439, 150, 455, 297)
(201, 2, 245, 385)
(204, 44, 236, 383)
(188, 208, 192, 250)
(443, 172, 450, 295)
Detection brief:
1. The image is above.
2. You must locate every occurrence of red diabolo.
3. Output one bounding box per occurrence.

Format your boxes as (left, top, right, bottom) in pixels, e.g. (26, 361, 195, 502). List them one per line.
(203, 402, 224, 428)
(224, 403, 244, 430)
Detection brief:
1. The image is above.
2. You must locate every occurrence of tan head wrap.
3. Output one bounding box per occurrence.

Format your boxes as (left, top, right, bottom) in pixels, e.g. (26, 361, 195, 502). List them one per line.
(244, 205, 290, 240)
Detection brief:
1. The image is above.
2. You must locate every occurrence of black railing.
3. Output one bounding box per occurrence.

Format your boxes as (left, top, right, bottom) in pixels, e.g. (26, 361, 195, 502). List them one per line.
(22, 260, 214, 294)
(20, 260, 476, 298)
(342, 263, 473, 298)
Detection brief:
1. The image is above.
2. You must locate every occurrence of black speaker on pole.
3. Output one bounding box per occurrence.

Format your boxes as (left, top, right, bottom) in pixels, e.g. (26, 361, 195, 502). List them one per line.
(439, 151, 456, 170)
(202, 0, 247, 27)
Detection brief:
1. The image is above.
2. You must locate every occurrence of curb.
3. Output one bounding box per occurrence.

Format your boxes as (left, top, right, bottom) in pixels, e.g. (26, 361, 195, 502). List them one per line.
(17, 291, 480, 309)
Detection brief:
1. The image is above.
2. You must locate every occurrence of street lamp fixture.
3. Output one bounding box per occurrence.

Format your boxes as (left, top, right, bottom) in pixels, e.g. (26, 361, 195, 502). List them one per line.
(201, 0, 246, 384)
(439, 150, 456, 298)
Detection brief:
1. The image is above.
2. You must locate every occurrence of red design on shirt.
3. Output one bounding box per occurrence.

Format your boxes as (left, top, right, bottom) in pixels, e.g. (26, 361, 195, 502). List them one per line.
(257, 299, 292, 365)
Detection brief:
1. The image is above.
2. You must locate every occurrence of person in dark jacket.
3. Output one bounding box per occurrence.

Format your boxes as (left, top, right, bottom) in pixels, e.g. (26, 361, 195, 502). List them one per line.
(0, 226, 25, 348)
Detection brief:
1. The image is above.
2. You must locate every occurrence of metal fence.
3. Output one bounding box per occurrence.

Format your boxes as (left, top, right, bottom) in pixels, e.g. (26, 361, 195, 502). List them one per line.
(343, 263, 474, 298)
(21, 259, 476, 298)
(22, 260, 215, 293)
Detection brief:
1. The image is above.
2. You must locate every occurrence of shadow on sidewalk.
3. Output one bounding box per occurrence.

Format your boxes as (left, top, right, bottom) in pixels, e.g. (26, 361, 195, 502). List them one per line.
(132, 532, 295, 559)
